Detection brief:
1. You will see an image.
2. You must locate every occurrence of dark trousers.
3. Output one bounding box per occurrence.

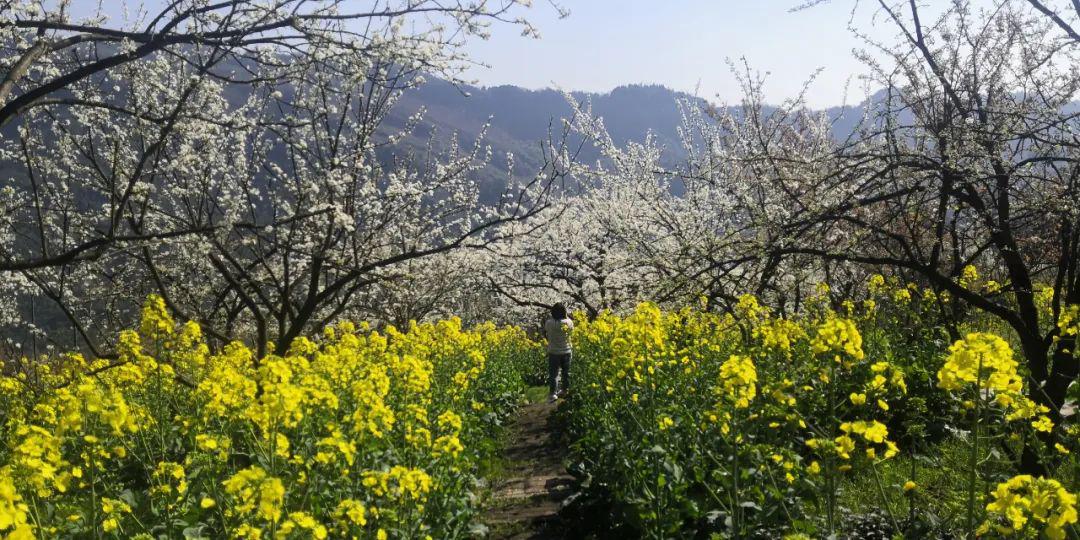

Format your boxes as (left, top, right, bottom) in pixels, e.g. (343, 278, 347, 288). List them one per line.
(548, 352, 571, 395)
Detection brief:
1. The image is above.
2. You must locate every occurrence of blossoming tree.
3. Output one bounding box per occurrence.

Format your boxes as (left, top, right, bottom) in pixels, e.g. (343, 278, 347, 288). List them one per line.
(769, 0, 1080, 427)
(0, 0, 570, 358)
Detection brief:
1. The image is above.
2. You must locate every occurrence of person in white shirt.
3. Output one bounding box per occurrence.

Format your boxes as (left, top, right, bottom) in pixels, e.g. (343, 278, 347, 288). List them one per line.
(544, 303, 573, 402)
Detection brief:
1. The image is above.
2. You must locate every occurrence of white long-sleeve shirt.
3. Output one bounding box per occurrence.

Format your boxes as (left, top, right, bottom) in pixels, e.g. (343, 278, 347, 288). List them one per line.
(544, 317, 574, 354)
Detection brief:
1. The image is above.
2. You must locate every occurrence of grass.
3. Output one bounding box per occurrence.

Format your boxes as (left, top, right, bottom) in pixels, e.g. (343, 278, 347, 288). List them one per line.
(484, 519, 532, 538)
(524, 385, 550, 404)
(478, 385, 550, 482)
(475, 384, 563, 536)
(832, 435, 1021, 536)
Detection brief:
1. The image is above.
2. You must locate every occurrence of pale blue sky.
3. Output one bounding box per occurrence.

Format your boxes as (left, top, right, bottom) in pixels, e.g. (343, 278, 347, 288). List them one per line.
(68, 0, 994, 108)
(462, 1, 918, 107)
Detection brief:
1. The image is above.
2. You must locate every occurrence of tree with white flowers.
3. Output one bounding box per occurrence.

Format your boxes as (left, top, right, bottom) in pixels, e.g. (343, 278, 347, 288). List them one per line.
(0, 0, 569, 358)
(771, 0, 1080, 435)
(495, 88, 839, 319)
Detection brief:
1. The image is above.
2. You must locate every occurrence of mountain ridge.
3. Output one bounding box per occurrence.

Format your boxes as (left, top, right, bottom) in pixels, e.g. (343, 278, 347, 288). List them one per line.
(383, 77, 867, 199)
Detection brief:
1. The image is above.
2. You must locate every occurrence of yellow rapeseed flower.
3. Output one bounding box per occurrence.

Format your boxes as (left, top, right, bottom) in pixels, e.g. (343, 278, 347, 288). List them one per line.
(980, 475, 1078, 540)
(717, 355, 757, 409)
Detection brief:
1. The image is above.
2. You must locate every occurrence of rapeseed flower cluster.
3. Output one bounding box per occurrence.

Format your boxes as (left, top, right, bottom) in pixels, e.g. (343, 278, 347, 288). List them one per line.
(937, 333, 1054, 430)
(753, 317, 806, 357)
(1058, 304, 1079, 341)
(222, 466, 285, 523)
(0, 473, 33, 539)
(811, 315, 865, 363)
(979, 475, 1078, 539)
(838, 421, 898, 461)
(806, 418, 900, 463)
(717, 355, 757, 409)
(938, 333, 1022, 394)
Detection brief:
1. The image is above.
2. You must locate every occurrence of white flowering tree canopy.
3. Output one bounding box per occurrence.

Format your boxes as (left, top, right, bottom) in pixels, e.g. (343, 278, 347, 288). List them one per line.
(0, 0, 574, 358)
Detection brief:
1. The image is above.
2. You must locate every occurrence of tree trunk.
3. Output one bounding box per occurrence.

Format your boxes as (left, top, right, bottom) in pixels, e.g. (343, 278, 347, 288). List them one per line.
(1046, 336, 1078, 417)
(1016, 332, 1078, 475)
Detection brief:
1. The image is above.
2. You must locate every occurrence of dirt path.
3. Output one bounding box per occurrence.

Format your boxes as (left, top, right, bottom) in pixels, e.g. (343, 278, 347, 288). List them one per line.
(482, 399, 575, 539)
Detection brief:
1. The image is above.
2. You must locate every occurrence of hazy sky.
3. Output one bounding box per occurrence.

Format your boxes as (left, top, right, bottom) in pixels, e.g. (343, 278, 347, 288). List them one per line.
(68, 0, 993, 108)
(462, 1, 908, 108)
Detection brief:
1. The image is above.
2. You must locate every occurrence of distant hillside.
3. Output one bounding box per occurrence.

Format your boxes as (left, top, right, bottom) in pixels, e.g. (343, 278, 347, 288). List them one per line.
(2, 72, 863, 203)
(382, 78, 866, 200)
(380, 81, 714, 198)
(391, 80, 701, 158)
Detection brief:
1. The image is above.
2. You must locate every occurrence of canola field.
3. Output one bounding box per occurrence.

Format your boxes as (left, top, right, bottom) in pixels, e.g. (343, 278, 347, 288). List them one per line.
(0, 297, 536, 539)
(2, 274, 1080, 539)
(560, 276, 1078, 538)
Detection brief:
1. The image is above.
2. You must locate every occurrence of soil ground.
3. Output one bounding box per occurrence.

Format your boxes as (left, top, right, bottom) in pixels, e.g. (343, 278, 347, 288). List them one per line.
(481, 393, 575, 539)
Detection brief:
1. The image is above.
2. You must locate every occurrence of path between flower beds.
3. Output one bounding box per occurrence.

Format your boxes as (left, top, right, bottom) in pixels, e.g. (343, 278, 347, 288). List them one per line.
(483, 399, 576, 539)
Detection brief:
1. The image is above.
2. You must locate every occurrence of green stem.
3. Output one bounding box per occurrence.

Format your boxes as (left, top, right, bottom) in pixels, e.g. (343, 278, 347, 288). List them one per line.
(732, 411, 740, 536)
(908, 453, 917, 524)
(826, 360, 837, 535)
(871, 462, 901, 534)
(702, 448, 735, 514)
(764, 462, 797, 526)
(654, 454, 663, 539)
(28, 495, 43, 536)
(965, 353, 985, 538)
(90, 442, 100, 540)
